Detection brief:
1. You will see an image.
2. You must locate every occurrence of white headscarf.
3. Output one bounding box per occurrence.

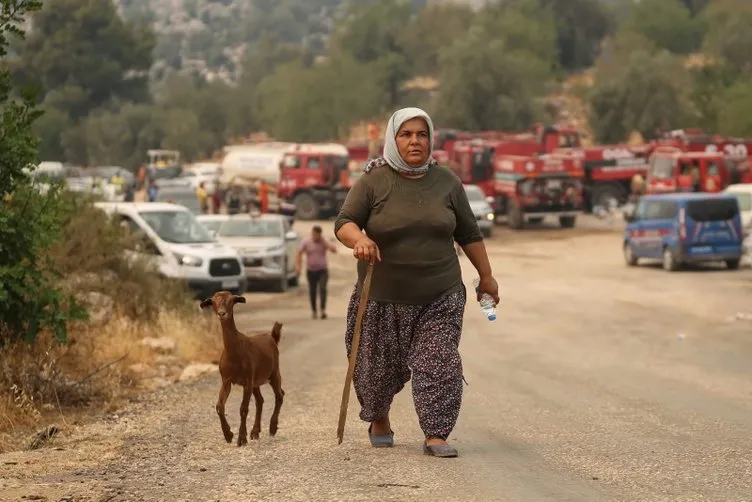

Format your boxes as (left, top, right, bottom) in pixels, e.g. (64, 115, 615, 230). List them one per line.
(366, 107, 435, 175)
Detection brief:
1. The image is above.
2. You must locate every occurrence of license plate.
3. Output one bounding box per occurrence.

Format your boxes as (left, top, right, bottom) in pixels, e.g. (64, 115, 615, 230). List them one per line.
(692, 246, 712, 253)
(222, 280, 239, 289)
(547, 180, 562, 189)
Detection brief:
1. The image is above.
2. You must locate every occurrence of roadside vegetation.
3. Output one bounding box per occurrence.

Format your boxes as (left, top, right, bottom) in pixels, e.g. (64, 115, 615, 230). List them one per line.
(0, 1, 216, 453)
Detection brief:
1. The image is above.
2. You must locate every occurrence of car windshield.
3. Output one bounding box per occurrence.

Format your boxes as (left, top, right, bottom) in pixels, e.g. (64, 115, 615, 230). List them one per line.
(218, 219, 282, 238)
(138, 210, 214, 244)
(464, 186, 485, 202)
(199, 220, 225, 234)
(156, 190, 201, 214)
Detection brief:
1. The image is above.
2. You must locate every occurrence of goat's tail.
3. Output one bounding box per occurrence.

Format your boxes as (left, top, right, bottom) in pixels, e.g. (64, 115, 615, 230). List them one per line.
(271, 321, 283, 345)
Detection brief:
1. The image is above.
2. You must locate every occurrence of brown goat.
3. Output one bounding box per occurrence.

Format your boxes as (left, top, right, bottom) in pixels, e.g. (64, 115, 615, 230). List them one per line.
(199, 291, 284, 446)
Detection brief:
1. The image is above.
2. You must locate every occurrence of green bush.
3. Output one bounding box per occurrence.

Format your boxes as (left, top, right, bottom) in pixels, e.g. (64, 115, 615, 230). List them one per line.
(0, 0, 87, 345)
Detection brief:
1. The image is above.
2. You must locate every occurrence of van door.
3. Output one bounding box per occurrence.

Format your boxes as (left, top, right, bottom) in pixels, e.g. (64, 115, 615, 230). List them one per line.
(639, 200, 675, 257)
(683, 198, 742, 254)
(119, 214, 165, 269)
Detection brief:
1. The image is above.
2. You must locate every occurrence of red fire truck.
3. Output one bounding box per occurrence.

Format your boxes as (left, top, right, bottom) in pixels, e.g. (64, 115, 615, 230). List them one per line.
(221, 142, 351, 221)
(645, 147, 727, 195)
(449, 140, 585, 229)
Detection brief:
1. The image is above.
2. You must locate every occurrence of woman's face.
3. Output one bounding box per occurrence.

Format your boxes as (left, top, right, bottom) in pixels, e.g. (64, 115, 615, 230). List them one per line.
(396, 118, 430, 168)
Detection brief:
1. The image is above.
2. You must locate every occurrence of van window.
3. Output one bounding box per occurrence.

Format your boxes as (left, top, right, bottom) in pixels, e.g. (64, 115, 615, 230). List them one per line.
(139, 210, 214, 244)
(686, 198, 739, 222)
(642, 200, 676, 220)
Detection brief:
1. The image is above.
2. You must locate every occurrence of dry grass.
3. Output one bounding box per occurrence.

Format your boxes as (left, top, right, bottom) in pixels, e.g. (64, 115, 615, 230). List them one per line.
(0, 310, 220, 453)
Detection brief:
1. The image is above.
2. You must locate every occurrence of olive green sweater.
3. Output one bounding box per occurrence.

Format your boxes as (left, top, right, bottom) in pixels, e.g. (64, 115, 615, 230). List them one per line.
(334, 165, 483, 304)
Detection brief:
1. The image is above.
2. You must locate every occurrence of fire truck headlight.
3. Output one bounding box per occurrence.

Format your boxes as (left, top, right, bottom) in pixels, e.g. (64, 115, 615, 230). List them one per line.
(486, 212, 495, 221)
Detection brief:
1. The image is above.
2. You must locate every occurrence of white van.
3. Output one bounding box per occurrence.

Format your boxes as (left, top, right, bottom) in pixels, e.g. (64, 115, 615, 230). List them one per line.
(94, 202, 247, 298)
(722, 183, 752, 234)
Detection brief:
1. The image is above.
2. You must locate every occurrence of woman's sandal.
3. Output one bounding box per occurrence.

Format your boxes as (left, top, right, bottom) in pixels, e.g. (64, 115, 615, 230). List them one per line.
(367, 423, 394, 448)
(422, 441, 458, 458)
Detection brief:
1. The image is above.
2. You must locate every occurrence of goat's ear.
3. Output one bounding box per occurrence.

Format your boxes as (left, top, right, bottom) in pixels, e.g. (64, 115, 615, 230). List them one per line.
(232, 295, 246, 304)
(199, 298, 213, 310)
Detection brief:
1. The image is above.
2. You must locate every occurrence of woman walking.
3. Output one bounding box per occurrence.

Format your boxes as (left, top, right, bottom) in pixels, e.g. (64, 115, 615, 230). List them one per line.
(334, 107, 500, 458)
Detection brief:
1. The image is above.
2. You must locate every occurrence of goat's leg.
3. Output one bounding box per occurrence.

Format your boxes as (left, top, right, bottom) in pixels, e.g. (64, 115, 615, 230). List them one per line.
(269, 371, 285, 437)
(236, 384, 252, 447)
(215, 379, 233, 443)
(250, 387, 264, 440)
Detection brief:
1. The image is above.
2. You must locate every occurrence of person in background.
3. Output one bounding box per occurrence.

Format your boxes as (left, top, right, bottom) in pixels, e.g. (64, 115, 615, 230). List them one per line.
(212, 183, 223, 214)
(196, 181, 209, 214)
(123, 181, 135, 202)
(111, 172, 125, 195)
(147, 182, 158, 202)
(137, 164, 147, 190)
(226, 184, 244, 215)
(334, 107, 499, 458)
(296, 225, 336, 319)
(259, 179, 275, 214)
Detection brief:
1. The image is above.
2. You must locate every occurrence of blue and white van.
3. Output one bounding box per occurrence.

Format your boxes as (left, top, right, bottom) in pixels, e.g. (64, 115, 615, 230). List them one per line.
(623, 193, 744, 271)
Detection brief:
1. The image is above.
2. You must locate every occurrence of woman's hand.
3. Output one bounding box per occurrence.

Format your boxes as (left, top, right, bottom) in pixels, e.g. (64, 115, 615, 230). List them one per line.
(476, 275, 500, 305)
(353, 235, 381, 263)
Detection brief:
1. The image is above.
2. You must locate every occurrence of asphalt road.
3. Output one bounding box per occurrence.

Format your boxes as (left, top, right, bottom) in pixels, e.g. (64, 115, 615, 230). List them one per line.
(2, 217, 751, 502)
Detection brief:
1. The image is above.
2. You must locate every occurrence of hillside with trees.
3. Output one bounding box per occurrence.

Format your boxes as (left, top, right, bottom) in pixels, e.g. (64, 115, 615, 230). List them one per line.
(8, 0, 751, 168)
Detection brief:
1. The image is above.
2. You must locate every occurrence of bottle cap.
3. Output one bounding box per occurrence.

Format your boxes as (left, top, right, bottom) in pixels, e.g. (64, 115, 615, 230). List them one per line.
(487, 313, 496, 321)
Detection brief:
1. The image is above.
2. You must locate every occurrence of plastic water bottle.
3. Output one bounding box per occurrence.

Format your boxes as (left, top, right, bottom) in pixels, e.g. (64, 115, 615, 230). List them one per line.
(473, 278, 497, 321)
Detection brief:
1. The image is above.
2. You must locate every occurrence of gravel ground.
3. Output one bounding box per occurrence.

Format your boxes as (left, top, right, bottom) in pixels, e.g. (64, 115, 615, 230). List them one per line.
(1, 217, 751, 502)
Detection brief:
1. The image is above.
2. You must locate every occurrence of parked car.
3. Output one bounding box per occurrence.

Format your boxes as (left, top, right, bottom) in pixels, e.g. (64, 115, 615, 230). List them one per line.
(95, 202, 247, 298)
(195, 214, 227, 236)
(198, 213, 300, 292)
(623, 193, 744, 271)
(722, 183, 752, 235)
(464, 184, 495, 238)
(155, 185, 202, 215)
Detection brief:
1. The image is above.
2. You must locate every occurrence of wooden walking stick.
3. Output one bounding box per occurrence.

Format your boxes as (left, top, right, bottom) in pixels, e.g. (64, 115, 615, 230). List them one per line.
(337, 260, 375, 444)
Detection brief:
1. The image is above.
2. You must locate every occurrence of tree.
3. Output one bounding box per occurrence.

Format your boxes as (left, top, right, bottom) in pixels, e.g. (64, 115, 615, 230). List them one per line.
(542, 0, 615, 70)
(0, 0, 86, 344)
(716, 81, 752, 137)
(329, 0, 414, 109)
(432, 24, 551, 131)
(622, 0, 704, 54)
(589, 50, 694, 143)
(255, 56, 383, 141)
(12, 0, 155, 119)
(701, 0, 752, 74)
(400, 3, 475, 76)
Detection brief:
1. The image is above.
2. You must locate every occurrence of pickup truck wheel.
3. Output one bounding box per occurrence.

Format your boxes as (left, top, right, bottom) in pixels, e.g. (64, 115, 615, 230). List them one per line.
(293, 193, 320, 221)
(559, 215, 576, 228)
(726, 258, 740, 270)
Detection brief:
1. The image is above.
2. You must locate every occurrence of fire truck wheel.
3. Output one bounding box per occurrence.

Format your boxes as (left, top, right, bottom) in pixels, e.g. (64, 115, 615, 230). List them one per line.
(528, 217, 544, 225)
(662, 247, 679, 272)
(507, 202, 524, 230)
(592, 184, 625, 211)
(559, 215, 576, 228)
(293, 193, 320, 221)
(726, 259, 741, 270)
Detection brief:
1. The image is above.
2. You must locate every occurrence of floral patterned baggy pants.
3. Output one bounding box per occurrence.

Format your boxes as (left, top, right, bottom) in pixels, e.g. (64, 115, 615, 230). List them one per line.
(345, 285, 466, 440)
